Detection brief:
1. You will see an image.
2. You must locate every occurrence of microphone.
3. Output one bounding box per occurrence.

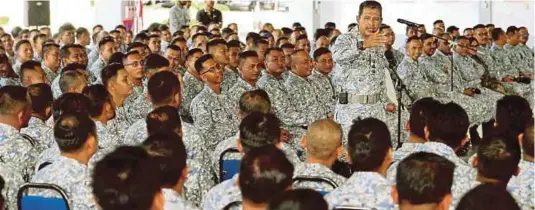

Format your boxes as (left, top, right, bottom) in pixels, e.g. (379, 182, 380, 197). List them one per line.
(397, 19, 422, 27)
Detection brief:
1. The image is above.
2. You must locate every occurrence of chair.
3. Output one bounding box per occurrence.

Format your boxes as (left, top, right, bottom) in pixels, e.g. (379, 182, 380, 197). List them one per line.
(17, 183, 70, 210)
(292, 176, 339, 196)
(219, 147, 241, 183)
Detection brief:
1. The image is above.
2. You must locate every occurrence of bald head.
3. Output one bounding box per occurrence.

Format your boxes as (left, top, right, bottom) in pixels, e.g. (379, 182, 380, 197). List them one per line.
(305, 119, 342, 159)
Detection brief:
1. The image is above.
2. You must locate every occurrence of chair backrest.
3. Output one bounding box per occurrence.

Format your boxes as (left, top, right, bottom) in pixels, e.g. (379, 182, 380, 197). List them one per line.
(219, 147, 241, 183)
(17, 183, 70, 210)
(292, 176, 339, 195)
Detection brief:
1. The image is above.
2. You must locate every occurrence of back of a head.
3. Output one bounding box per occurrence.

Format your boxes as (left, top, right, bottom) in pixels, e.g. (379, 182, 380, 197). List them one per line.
(93, 146, 163, 210)
(409, 98, 442, 139)
(142, 131, 187, 188)
(239, 145, 294, 205)
(455, 183, 520, 210)
(52, 93, 91, 120)
(426, 102, 469, 149)
(101, 63, 125, 88)
(306, 119, 342, 160)
(82, 84, 112, 118)
(396, 152, 455, 206)
(146, 106, 182, 135)
(59, 67, 85, 94)
(0, 85, 29, 116)
(54, 113, 96, 153)
(239, 89, 271, 117)
(347, 118, 392, 171)
(268, 189, 328, 210)
(496, 95, 533, 137)
(239, 112, 281, 153)
(27, 83, 53, 114)
(476, 135, 521, 183)
(144, 53, 170, 74)
(148, 71, 180, 106)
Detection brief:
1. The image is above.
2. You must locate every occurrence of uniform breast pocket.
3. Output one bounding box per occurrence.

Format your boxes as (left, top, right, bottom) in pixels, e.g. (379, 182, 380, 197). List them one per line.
(210, 108, 230, 123)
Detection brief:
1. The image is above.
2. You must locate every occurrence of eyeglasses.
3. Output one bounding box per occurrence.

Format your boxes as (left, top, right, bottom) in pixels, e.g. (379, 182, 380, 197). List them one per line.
(124, 61, 142, 68)
(201, 63, 222, 75)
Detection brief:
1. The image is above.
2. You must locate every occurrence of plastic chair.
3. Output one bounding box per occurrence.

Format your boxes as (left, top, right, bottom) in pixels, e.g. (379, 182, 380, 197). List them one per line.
(292, 176, 339, 195)
(219, 147, 241, 183)
(17, 183, 70, 210)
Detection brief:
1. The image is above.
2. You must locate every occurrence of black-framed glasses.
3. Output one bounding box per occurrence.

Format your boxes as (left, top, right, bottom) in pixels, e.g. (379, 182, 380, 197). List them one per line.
(200, 63, 222, 75)
(124, 61, 142, 68)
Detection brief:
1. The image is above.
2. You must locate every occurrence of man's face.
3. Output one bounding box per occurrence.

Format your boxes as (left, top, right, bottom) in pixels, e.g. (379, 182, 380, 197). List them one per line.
(497, 32, 507, 44)
(124, 53, 144, 80)
(229, 24, 238, 33)
(438, 34, 452, 54)
(452, 30, 460, 38)
(186, 52, 202, 71)
(35, 37, 46, 51)
(519, 28, 529, 44)
(282, 47, 294, 69)
(406, 40, 422, 60)
(291, 51, 313, 77)
(357, 8, 382, 37)
(455, 39, 470, 55)
(62, 30, 75, 45)
(131, 46, 149, 60)
(228, 47, 240, 68)
(239, 56, 262, 82)
(205, 0, 215, 8)
(23, 68, 47, 86)
(112, 69, 133, 97)
(93, 26, 103, 34)
(79, 32, 91, 46)
(40, 28, 51, 38)
(382, 28, 395, 47)
(468, 40, 478, 55)
(20, 32, 29, 40)
(100, 42, 117, 63)
(464, 29, 474, 38)
(255, 43, 269, 62)
(44, 46, 60, 69)
(200, 59, 224, 84)
(1, 36, 13, 53)
(174, 41, 188, 63)
(507, 31, 520, 46)
(265, 50, 285, 75)
(111, 32, 123, 49)
(161, 30, 171, 42)
(296, 39, 311, 54)
(17, 42, 33, 62)
(125, 32, 133, 45)
(64, 47, 85, 65)
(434, 23, 445, 30)
(422, 38, 436, 56)
(417, 26, 426, 37)
(211, 44, 229, 65)
(149, 37, 161, 53)
(194, 35, 208, 52)
(432, 27, 444, 36)
(166, 49, 181, 69)
(316, 36, 330, 49)
(406, 27, 417, 38)
(473, 28, 488, 46)
(315, 52, 334, 74)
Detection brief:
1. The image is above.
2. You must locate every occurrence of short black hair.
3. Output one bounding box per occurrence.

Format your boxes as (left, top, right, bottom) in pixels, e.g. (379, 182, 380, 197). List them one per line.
(506, 26, 518, 35)
(275, 37, 288, 47)
(172, 30, 184, 38)
(14, 39, 31, 52)
(477, 135, 521, 183)
(92, 146, 163, 210)
(313, 47, 331, 61)
(495, 95, 533, 137)
(473, 24, 486, 31)
(281, 27, 293, 36)
(253, 39, 269, 50)
(420, 33, 434, 42)
(358, 1, 382, 17)
(133, 33, 150, 43)
(52, 93, 91, 121)
(101, 63, 125, 88)
(239, 112, 281, 153)
(239, 89, 271, 116)
(127, 42, 148, 52)
(109, 52, 125, 65)
(142, 131, 187, 188)
(54, 113, 96, 153)
(426, 102, 469, 149)
(409, 98, 441, 139)
(33, 33, 46, 44)
(226, 40, 241, 49)
(280, 43, 295, 49)
(486, 24, 495, 28)
(143, 54, 170, 74)
(314, 28, 330, 41)
(348, 23, 358, 31)
(295, 34, 308, 43)
(186, 48, 203, 61)
(166, 44, 181, 52)
(207, 38, 227, 53)
(433, 20, 444, 25)
(239, 145, 294, 204)
(325, 22, 336, 29)
(75, 27, 89, 39)
(246, 32, 261, 43)
(170, 37, 186, 46)
(59, 65, 85, 93)
(20, 60, 42, 82)
(194, 54, 213, 74)
(406, 35, 420, 44)
(82, 84, 113, 118)
(447, 26, 459, 33)
(58, 23, 75, 36)
(0, 86, 29, 115)
(60, 44, 78, 59)
(148, 71, 180, 106)
(396, 152, 455, 205)
(264, 47, 283, 60)
(42, 43, 60, 57)
(347, 118, 392, 171)
(491, 28, 504, 41)
(146, 106, 182, 136)
(268, 189, 328, 210)
(27, 83, 53, 114)
(98, 36, 115, 50)
(239, 50, 259, 66)
(455, 183, 520, 210)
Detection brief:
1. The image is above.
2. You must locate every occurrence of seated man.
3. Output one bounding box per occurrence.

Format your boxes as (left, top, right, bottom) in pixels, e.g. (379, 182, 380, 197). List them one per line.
(101, 63, 134, 140)
(387, 102, 475, 210)
(237, 145, 294, 210)
(89, 36, 116, 81)
(268, 189, 328, 210)
(394, 152, 455, 210)
(325, 118, 395, 209)
(0, 86, 40, 180)
(142, 132, 200, 210)
(512, 124, 534, 209)
(0, 162, 23, 210)
(31, 113, 98, 209)
(180, 48, 204, 122)
(293, 119, 346, 193)
(20, 60, 48, 87)
(204, 112, 297, 210)
(52, 63, 88, 99)
(21, 83, 54, 148)
(456, 184, 520, 210)
(82, 84, 122, 149)
(309, 47, 336, 114)
(92, 146, 165, 210)
(228, 51, 261, 105)
(212, 89, 300, 181)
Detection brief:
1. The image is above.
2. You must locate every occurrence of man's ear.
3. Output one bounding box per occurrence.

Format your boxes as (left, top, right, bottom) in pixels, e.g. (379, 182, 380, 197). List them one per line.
(152, 190, 165, 210)
(472, 156, 479, 168)
(424, 126, 430, 141)
(404, 121, 410, 131)
(514, 166, 520, 176)
(236, 138, 243, 153)
(439, 193, 453, 210)
(518, 133, 524, 147)
(391, 185, 399, 205)
(301, 136, 307, 150)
